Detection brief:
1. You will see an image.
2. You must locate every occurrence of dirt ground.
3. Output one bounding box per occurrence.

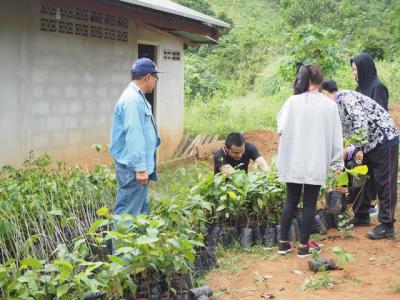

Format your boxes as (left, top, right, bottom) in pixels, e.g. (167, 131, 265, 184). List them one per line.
(207, 105, 400, 299)
(243, 130, 279, 163)
(208, 221, 400, 300)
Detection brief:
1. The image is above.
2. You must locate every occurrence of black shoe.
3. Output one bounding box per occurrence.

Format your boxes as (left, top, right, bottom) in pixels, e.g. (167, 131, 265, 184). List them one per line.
(350, 216, 371, 227)
(297, 241, 321, 258)
(367, 224, 395, 239)
(277, 241, 293, 255)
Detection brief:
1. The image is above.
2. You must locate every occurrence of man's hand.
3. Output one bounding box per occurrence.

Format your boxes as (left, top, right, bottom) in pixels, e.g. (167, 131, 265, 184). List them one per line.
(334, 168, 342, 176)
(355, 151, 363, 165)
(136, 171, 149, 186)
(220, 164, 235, 176)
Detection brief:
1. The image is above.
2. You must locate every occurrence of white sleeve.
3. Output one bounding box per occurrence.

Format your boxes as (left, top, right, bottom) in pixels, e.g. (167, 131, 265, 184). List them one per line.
(277, 99, 290, 135)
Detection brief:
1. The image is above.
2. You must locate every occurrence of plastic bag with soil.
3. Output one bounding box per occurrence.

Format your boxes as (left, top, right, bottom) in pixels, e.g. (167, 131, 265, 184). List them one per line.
(189, 286, 213, 299)
(312, 214, 327, 235)
(317, 209, 330, 230)
(220, 227, 236, 247)
(205, 246, 218, 269)
(327, 191, 343, 214)
(199, 248, 210, 271)
(252, 225, 264, 245)
(193, 252, 205, 278)
(351, 174, 366, 188)
(263, 226, 277, 247)
(308, 258, 343, 272)
(205, 224, 221, 248)
(240, 227, 253, 249)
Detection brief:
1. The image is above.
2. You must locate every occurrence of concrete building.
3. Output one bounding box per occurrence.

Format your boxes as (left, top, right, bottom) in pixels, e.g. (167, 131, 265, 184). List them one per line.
(0, 0, 229, 166)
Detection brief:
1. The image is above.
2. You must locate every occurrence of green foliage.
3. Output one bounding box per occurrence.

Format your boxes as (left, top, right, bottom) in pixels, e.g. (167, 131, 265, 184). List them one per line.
(0, 152, 115, 262)
(344, 129, 367, 147)
(337, 213, 354, 238)
(326, 165, 368, 190)
(279, 25, 342, 81)
(184, 54, 224, 104)
(389, 282, 400, 293)
(331, 247, 354, 266)
(280, 0, 339, 28)
(0, 210, 203, 299)
(175, 0, 215, 16)
(301, 272, 334, 290)
(185, 90, 289, 138)
(190, 165, 285, 225)
(183, 0, 287, 104)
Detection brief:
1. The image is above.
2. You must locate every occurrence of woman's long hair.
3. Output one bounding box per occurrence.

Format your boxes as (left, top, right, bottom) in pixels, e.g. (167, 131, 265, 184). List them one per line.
(293, 64, 324, 95)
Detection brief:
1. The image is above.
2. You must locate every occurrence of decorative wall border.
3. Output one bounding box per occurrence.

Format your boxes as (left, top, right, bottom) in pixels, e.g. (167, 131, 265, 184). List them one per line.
(40, 3, 128, 42)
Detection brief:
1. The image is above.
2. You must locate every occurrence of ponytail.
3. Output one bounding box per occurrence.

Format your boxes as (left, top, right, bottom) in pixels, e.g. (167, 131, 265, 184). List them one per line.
(293, 64, 323, 95)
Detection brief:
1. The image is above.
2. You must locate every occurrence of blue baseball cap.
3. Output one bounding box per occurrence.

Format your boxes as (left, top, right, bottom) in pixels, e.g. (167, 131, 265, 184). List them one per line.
(131, 57, 162, 74)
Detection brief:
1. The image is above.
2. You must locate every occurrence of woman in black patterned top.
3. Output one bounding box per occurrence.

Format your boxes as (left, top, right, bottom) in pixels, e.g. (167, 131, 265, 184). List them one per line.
(321, 80, 398, 240)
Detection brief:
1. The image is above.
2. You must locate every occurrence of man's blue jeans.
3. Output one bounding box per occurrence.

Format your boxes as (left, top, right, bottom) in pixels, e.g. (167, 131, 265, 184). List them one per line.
(114, 162, 150, 216)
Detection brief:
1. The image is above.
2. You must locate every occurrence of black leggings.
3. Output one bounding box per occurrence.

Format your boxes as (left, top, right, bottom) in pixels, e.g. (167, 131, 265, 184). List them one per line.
(280, 183, 321, 245)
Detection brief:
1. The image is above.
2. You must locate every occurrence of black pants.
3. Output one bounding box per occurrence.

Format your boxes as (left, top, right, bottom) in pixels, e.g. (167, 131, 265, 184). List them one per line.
(280, 183, 321, 244)
(353, 143, 398, 224)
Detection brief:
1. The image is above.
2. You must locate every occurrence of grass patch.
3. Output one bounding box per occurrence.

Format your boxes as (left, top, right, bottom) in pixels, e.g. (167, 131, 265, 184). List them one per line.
(184, 89, 289, 137)
(389, 282, 400, 293)
(150, 162, 210, 196)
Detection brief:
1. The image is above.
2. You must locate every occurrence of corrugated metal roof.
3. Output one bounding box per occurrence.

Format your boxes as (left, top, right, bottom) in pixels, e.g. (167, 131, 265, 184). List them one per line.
(121, 0, 230, 28)
(172, 31, 218, 44)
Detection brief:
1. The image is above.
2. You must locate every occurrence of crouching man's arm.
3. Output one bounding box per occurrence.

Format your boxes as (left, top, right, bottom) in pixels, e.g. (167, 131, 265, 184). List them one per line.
(254, 156, 269, 172)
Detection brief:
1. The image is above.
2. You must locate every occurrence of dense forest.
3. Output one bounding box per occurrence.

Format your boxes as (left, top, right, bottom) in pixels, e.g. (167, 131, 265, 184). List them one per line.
(176, 0, 400, 136)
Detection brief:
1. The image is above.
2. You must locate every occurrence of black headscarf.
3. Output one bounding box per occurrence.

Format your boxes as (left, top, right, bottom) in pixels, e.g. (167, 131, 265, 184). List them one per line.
(350, 53, 389, 110)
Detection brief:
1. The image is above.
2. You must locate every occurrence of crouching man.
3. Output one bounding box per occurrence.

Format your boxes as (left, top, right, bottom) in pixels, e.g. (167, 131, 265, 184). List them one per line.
(213, 132, 269, 175)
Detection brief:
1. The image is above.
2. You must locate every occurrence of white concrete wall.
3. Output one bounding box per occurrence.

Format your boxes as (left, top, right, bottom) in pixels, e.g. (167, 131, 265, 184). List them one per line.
(136, 27, 184, 160)
(0, 0, 184, 166)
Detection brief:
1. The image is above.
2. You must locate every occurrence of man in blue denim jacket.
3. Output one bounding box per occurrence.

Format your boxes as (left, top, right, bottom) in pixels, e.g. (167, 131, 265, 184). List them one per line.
(109, 58, 161, 216)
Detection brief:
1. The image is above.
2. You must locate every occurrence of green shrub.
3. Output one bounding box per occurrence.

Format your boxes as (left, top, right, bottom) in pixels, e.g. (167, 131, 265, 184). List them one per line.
(0, 153, 115, 262)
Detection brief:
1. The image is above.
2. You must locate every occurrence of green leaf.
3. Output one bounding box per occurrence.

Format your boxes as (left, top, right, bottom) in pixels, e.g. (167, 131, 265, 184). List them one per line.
(49, 209, 63, 216)
(146, 228, 159, 238)
(108, 255, 126, 266)
(348, 165, 368, 176)
(216, 205, 226, 212)
(227, 191, 236, 199)
(331, 247, 342, 255)
(88, 219, 109, 234)
(54, 260, 73, 278)
(335, 172, 349, 187)
(20, 257, 43, 270)
(345, 253, 354, 262)
(107, 231, 135, 239)
(167, 238, 181, 249)
(257, 198, 264, 209)
(96, 207, 110, 216)
(201, 201, 212, 211)
(115, 247, 135, 254)
(81, 262, 103, 273)
(57, 284, 69, 298)
(136, 236, 159, 245)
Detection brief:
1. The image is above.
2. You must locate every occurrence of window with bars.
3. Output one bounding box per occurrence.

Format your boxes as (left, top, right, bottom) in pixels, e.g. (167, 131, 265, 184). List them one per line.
(40, 4, 128, 42)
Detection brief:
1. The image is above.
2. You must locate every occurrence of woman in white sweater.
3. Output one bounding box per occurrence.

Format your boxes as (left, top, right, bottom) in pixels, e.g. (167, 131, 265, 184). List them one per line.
(277, 64, 344, 258)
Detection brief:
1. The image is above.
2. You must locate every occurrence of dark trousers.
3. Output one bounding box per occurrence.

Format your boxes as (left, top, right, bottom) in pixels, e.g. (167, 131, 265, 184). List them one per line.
(353, 143, 398, 224)
(280, 183, 321, 244)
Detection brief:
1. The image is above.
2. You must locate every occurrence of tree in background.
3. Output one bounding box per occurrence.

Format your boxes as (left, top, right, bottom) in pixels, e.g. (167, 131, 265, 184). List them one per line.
(279, 25, 342, 82)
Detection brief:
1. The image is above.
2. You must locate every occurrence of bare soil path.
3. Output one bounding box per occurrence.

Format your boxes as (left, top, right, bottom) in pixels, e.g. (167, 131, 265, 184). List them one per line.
(208, 222, 400, 299)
